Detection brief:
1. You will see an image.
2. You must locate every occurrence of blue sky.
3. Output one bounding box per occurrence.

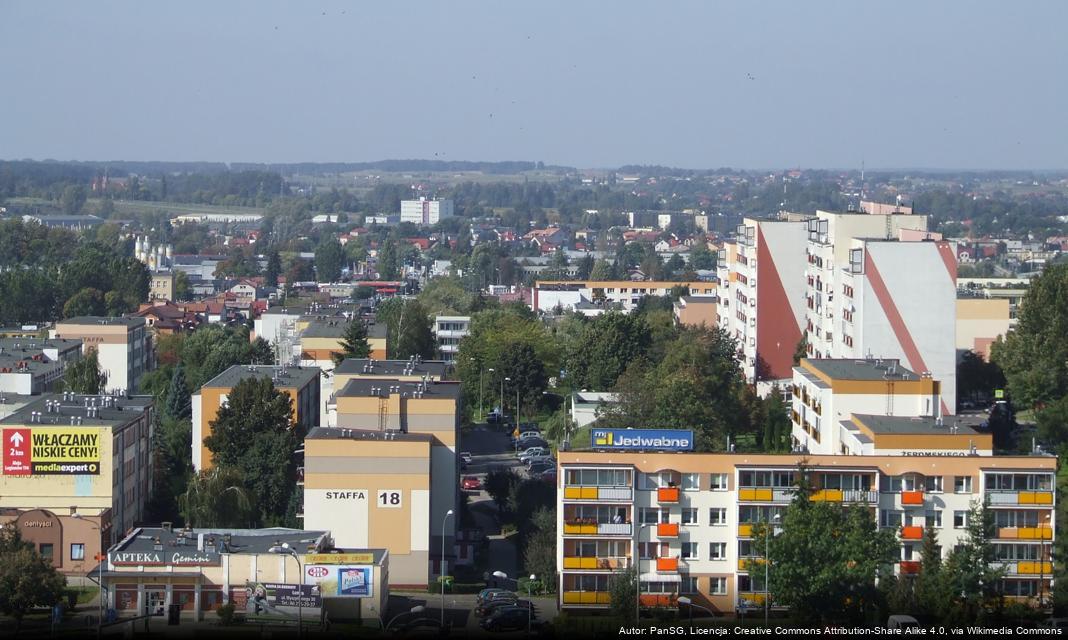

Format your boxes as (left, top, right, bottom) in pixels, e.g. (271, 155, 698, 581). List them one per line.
(1, 1, 1065, 169)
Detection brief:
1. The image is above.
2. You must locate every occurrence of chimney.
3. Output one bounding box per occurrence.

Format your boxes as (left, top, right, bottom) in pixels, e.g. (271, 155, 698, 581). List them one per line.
(161, 521, 173, 533)
(197, 533, 205, 551)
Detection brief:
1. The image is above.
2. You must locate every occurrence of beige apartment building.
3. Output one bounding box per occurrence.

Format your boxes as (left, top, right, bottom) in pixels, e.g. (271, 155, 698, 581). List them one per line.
(52, 316, 149, 394)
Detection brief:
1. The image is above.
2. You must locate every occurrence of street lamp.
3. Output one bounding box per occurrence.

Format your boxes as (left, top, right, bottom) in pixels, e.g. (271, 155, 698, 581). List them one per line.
(441, 509, 454, 628)
(503, 377, 511, 425)
(268, 543, 303, 638)
(764, 513, 781, 626)
(677, 596, 714, 625)
(72, 515, 105, 638)
(385, 605, 425, 631)
(635, 522, 652, 624)
(526, 574, 536, 636)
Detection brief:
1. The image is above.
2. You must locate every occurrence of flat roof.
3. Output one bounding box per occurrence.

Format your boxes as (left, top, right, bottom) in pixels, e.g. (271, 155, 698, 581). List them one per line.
(334, 358, 449, 378)
(677, 296, 717, 305)
(202, 364, 321, 390)
(0, 355, 64, 376)
(307, 426, 435, 444)
(852, 414, 984, 436)
(0, 337, 82, 351)
(57, 316, 146, 328)
(115, 527, 331, 556)
(301, 320, 349, 339)
(0, 393, 153, 427)
(337, 378, 462, 399)
(801, 358, 922, 382)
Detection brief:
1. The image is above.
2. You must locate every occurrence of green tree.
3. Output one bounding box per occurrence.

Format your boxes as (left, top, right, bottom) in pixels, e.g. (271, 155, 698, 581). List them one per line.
(314, 237, 344, 282)
(608, 566, 637, 622)
(793, 336, 809, 366)
(264, 249, 282, 287)
(377, 299, 435, 360)
(173, 270, 192, 301)
(957, 350, 1006, 406)
(165, 364, 192, 420)
(991, 263, 1068, 411)
(564, 312, 651, 390)
(914, 525, 949, 619)
(59, 184, 87, 215)
(203, 377, 300, 525)
(523, 507, 558, 594)
(484, 468, 521, 518)
(352, 285, 375, 301)
(333, 317, 371, 365)
(500, 342, 548, 419)
(689, 243, 717, 270)
(179, 466, 255, 528)
(63, 287, 106, 318)
(941, 500, 1004, 621)
(589, 259, 614, 281)
(757, 466, 898, 623)
(63, 348, 107, 393)
(377, 236, 400, 280)
(761, 387, 791, 453)
(0, 527, 67, 634)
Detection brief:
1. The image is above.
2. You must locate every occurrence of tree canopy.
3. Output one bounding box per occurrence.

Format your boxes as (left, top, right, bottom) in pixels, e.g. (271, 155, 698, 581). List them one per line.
(63, 348, 107, 394)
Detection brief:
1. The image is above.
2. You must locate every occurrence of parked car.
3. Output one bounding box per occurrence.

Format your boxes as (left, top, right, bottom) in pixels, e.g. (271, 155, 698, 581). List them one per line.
(476, 591, 518, 610)
(459, 451, 472, 469)
(517, 430, 541, 441)
(527, 461, 554, 475)
(538, 468, 557, 482)
(520, 453, 552, 466)
(479, 606, 531, 632)
(517, 446, 549, 460)
(476, 588, 513, 604)
(477, 599, 534, 618)
(461, 476, 482, 491)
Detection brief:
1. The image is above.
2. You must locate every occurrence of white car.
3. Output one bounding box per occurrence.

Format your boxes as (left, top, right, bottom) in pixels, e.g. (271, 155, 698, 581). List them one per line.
(517, 446, 548, 459)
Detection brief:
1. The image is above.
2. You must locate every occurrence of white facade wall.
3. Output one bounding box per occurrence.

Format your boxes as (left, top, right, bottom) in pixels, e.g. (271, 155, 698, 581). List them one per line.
(400, 199, 454, 225)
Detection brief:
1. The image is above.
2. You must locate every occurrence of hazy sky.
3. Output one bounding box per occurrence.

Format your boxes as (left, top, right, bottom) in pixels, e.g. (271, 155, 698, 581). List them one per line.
(2, 1, 1065, 169)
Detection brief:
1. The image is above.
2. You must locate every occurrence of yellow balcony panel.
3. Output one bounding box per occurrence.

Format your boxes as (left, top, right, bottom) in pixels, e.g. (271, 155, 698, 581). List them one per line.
(563, 592, 581, 604)
(1034, 492, 1054, 505)
(564, 487, 582, 500)
(739, 488, 757, 501)
(564, 557, 581, 569)
(738, 524, 753, 538)
(738, 557, 765, 571)
(580, 487, 599, 500)
(1018, 562, 1053, 575)
(580, 557, 598, 569)
(998, 527, 1019, 540)
(811, 489, 843, 502)
(596, 592, 611, 604)
(740, 593, 767, 606)
(580, 591, 598, 604)
(580, 525, 597, 535)
(564, 524, 582, 535)
(1019, 492, 1035, 505)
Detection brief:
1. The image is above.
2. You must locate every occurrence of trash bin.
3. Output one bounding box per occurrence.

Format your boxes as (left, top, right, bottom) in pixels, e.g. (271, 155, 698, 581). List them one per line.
(167, 604, 181, 626)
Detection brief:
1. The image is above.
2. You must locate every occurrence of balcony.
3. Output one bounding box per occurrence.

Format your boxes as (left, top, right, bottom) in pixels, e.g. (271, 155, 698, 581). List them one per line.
(656, 522, 679, 538)
(996, 526, 1053, 540)
(738, 557, 765, 571)
(656, 557, 679, 572)
(901, 491, 925, 506)
(562, 591, 611, 605)
(1017, 561, 1053, 575)
(563, 556, 630, 571)
(657, 487, 680, 503)
(899, 561, 921, 575)
(738, 488, 773, 502)
(901, 526, 924, 540)
(987, 491, 1054, 506)
(563, 522, 633, 536)
(639, 594, 676, 607)
(563, 486, 633, 501)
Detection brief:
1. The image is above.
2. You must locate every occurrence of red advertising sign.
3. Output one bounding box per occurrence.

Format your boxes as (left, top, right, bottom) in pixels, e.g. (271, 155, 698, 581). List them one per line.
(3, 428, 31, 475)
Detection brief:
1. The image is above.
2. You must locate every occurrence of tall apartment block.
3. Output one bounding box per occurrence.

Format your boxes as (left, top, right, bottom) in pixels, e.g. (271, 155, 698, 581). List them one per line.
(557, 450, 1055, 614)
(716, 217, 809, 386)
(803, 210, 958, 414)
(303, 375, 461, 588)
(52, 317, 149, 394)
(191, 365, 321, 471)
(401, 197, 454, 225)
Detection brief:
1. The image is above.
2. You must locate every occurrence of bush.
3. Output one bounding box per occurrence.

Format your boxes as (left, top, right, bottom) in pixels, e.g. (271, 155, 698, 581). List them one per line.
(216, 603, 236, 625)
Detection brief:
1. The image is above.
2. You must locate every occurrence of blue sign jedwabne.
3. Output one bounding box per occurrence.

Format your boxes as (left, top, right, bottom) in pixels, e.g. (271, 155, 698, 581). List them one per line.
(591, 428, 694, 451)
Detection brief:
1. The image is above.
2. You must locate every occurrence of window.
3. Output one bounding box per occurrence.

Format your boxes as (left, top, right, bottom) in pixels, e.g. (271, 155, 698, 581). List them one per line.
(682, 543, 699, 560)
(710, 577, 727, 595)
(709, 543, 727, 560)
(40, 544, 54, 562)
(994, 510, 1040, 528)
(709, 508, 727, 526)
(682, 576, 698, 594)
(640, 472, 675, 490)
(682, 508, 698, 525)
(880, 475, 903, 492)
(71, 543, 85, 561)
(954, 476, 973, 494)
(925, 476, 943, 493)
(638, 542, 661, 560)
(985, 472, 1053, 492)
(953, 511, 970, 529)
(925, 511, 942, 528)
(710, 474, 728, 491)
(681, 473, 700, 490)
(880, 510, 903, 528)
(639, 508, 661, 525)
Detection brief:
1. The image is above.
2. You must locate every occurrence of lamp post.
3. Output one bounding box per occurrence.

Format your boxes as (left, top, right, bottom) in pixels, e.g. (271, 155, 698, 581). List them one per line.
(635, 522, 651, 624)
(268, 543, 303, 638)
(677, 596, 714, 625)
(764, 513, 780, 627)
(441, 509, 454, 628)
(385, 605, 425, 632)
(526, 574, 536, 636)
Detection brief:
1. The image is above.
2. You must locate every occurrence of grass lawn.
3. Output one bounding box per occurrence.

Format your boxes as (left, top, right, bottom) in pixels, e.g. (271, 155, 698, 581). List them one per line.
(71, 586, 100, 605)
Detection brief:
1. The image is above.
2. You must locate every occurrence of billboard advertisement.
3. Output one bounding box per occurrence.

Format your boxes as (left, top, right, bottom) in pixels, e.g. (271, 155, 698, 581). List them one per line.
(3, 428, 101, 475)
(304, 565, 374, 599)
(591, 428, 694, 452)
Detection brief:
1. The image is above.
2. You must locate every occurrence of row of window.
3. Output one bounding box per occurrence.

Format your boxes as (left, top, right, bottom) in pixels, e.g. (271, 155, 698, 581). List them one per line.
(569, 470, 1052, 494)
(38, 543, 85, 561)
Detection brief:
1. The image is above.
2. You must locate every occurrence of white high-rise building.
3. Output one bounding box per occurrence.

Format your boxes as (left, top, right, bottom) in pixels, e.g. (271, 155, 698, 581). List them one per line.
(401, 197, 454, 225)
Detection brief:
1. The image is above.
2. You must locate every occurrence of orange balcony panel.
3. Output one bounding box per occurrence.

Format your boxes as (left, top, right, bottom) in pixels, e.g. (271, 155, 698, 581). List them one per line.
(658, 487, 680, 503)
(901, 491, 925, 506)
(900, 561, 921, 575)
(901, 526, 924, 540)
(657, 522, 679, 537)
(656, 557, 679, 572)
(639, 594, 675, 608)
